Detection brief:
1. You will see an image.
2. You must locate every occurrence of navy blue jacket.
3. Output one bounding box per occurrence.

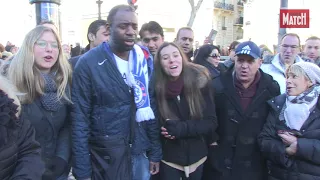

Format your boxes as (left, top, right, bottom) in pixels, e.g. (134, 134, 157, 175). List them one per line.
(71, 42, 161, 179)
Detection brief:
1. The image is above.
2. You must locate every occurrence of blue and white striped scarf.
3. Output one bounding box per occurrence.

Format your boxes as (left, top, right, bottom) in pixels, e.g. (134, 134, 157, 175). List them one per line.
(125, 44, 155, 122)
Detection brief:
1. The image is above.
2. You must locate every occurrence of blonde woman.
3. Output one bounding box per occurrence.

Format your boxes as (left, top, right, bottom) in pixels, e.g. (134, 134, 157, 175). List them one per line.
(259, 62, 320, 180)
(0, 74, 44, 179)
(8, 25, 72, 180)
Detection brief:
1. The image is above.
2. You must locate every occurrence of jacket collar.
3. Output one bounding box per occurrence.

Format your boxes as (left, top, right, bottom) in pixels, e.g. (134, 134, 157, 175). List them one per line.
(272, 53, 304, 74)
(221, 69, 271, 116)
(268, 94, 320, 130)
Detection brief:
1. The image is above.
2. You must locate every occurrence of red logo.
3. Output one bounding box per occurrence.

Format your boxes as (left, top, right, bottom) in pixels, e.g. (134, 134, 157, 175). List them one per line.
(280, 9, 309, 28)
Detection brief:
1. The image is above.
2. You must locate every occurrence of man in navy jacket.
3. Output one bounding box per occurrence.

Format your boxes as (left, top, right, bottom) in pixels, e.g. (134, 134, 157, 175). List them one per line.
(71, 4, 161, 180)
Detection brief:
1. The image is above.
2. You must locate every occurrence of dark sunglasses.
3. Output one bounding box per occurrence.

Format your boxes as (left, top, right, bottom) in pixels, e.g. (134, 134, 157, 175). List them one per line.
(209, 54, 220, 58)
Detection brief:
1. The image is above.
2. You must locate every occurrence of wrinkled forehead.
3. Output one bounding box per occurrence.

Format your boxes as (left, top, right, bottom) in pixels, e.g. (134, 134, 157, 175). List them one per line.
(281, 35, 300, 46)
(178, 29, 194, 39)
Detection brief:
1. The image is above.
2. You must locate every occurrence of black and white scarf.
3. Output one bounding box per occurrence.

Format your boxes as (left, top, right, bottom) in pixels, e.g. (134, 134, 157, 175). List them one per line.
(280, 84, 320, 130)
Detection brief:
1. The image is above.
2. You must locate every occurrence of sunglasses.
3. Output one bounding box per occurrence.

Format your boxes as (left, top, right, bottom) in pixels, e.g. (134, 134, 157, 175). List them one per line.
(209, 54, 220, 58)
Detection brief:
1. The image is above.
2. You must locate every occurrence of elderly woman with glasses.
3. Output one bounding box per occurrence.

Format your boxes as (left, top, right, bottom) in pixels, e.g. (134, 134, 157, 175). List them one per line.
(7, 25, 72, 180)
(258, 62, 320, 180)
(194, 44, 222, 79)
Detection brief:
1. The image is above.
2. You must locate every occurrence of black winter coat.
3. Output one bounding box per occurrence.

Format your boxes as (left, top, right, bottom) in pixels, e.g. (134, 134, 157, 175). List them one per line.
(258, 94, 320, 180)
(21, 100, 71, 179)
(203, 69, 280, 180)
(0, 90, 44, 180)
(161, 83, 218, 166)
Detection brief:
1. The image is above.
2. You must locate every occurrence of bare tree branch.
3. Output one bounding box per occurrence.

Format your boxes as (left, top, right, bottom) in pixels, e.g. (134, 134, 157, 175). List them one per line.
(187, 0, 204, 27)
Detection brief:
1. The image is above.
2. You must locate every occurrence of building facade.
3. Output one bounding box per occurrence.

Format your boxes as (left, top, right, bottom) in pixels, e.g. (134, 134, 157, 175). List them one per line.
(212, 0, 244, 49)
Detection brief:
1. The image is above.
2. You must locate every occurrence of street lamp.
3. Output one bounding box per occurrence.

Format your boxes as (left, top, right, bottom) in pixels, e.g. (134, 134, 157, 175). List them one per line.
(29, 0, 61, 25)
(96, 0, 103, 20)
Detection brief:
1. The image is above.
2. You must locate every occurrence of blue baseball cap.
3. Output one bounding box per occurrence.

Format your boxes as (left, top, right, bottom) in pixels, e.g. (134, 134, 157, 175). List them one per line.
(235, 41, 261, 59)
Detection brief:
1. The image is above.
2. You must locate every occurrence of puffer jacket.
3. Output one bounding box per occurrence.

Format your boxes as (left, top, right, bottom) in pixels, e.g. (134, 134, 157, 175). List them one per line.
(258, 94, 320, 180)
(0, 89, 44, 180)
(71, 42, 161, 179)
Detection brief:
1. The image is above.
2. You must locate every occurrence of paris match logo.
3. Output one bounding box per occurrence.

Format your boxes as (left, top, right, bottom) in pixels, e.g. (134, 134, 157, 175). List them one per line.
(280, 9, 310, 28)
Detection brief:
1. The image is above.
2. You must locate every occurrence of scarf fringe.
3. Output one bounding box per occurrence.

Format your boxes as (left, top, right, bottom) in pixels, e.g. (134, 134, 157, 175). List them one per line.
(135, 106, 155, 122)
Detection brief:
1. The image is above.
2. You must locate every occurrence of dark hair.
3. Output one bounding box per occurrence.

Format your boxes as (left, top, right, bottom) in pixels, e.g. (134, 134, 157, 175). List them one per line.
(154, 42, 211, 121)
(281, 33, 301, 46)
(306, 36, 320, 42)
(194, 44, 220, 65)
(139, 21, 164, 38)
(87, 20, 107, 43)
(107, 5, 136, 25)
(229, 41, 240, 51)
(260, 47, 272, 57)
(175, 27, 193, 40)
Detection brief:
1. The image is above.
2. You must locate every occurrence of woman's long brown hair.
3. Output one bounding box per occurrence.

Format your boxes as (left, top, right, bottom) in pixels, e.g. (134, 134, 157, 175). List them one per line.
(154, 42, 211, 122)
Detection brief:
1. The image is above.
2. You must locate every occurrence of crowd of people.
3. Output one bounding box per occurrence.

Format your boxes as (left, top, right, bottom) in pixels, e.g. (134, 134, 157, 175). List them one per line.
(0, 3, 320, 180)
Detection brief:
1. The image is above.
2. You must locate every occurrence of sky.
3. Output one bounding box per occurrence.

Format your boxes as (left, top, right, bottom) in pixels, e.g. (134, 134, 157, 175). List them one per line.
(1, 0, 319, 48)
(243, 0, 320, 49)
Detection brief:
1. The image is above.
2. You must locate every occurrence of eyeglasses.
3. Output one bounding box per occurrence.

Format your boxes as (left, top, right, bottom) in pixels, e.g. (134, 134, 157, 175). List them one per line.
(209, 54, 220, 58)
(281, 44, 299, 50)
(35, 40, 59, 49)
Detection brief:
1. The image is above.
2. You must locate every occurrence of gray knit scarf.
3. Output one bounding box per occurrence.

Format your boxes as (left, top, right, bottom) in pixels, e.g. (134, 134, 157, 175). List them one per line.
(279, 84, 320, 130)
(40, 73, 63, 112)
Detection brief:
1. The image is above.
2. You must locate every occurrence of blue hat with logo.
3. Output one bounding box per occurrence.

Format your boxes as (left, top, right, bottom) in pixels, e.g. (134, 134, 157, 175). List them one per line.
(235, 41, 261, 59)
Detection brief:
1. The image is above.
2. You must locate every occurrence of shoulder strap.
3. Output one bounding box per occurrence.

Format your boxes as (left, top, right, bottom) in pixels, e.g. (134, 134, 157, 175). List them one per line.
(129, 88, 136, 147)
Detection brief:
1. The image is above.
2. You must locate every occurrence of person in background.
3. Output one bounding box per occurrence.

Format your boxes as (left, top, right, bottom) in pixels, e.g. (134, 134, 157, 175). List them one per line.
(260, 46, 273, 59)
(220, 41, 240, 72)
(194, 44, 222, 79)
(302, 36, 320, 66)
(154, 42, 217, 180)
(5, 41, 15, 53)
(69, 20, 109, 68)
(203, 41, 280, 180)
(10, 46, 19, 55)
(71, 43, 82, 58)
(40, 20, 59, 33)
(193, 40, 200, 57)
(261, 33, 304, 94)
(139, 21, 164, 57)
(175, 27, 194, 62)
(258, 62, 320, 180)
(8, 25, 72, 180)
(260, 45, 274, 64)
(0, 43, 5, 53)
(62, 44, 71, 59)
(0, 74, 45, 179)
(1, 51, 13, 61)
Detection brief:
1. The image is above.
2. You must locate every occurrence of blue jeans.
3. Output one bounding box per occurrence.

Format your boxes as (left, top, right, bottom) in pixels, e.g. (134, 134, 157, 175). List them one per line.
(132, 152, 151, 180)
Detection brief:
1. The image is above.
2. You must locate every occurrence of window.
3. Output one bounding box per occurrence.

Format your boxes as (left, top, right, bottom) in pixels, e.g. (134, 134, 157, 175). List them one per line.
(222, 16, 226, 27)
